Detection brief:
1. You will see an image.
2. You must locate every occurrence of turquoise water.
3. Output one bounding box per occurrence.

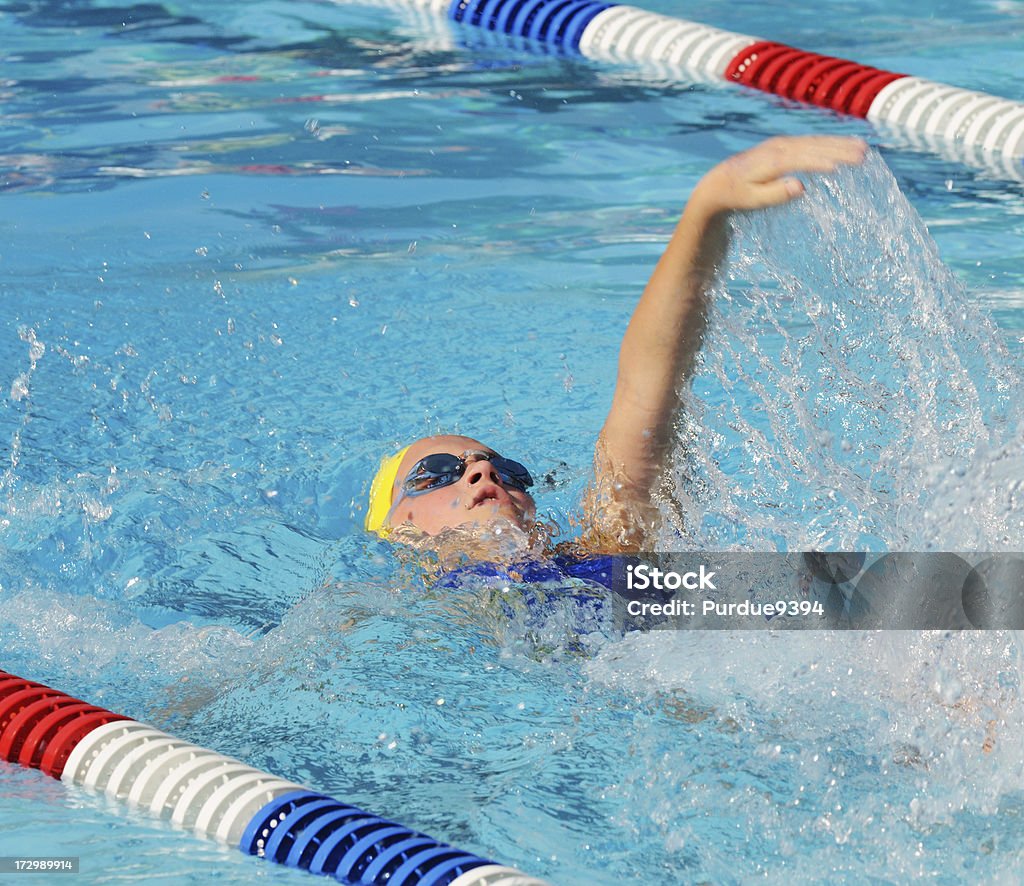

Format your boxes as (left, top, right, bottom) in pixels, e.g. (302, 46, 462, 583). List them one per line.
(2, 0, 1023, 883)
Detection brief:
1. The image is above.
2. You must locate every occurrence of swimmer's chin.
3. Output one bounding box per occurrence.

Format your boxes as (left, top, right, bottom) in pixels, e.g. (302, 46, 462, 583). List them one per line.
(389, 518, 545, 566)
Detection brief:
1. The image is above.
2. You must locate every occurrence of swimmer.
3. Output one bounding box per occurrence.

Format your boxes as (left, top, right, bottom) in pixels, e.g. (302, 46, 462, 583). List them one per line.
(366, 135, 868, 553)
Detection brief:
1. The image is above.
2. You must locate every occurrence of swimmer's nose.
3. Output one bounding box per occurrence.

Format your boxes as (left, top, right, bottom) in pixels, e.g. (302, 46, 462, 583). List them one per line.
(464, 457, 502, 487)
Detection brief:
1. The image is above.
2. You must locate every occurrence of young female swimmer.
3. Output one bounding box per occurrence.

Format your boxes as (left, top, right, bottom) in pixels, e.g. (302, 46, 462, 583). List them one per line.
(365, 135, 868, 552)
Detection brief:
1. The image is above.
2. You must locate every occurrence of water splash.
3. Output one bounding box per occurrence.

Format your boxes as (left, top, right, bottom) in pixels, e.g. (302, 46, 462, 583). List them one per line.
(666, 150, 1023, 551)
(0, 584, 254, 721)
(591, 152, 1024, 880)
(2, 327, 46, 494)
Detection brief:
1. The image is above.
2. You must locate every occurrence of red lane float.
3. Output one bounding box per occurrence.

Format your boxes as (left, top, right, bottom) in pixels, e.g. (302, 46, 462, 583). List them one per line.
(725, 41, 905, 118)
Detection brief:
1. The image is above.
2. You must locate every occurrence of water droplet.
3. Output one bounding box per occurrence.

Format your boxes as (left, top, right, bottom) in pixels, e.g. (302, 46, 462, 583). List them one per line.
(10, 374, 30, 401)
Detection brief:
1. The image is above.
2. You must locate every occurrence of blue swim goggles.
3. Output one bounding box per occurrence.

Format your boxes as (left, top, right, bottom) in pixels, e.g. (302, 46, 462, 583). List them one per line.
(400, 450, 534, 497)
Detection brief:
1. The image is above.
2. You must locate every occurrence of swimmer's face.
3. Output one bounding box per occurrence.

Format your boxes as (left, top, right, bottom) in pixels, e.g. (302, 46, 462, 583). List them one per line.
(386, 435, 536, 536)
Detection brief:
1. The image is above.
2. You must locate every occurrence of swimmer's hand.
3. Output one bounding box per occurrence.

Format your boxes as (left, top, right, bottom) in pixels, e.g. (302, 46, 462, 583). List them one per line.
(690, 135, 868, 216)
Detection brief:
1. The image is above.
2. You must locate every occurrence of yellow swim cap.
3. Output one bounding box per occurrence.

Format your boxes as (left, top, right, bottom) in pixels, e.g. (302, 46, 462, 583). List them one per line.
(365, 445, 410, 537)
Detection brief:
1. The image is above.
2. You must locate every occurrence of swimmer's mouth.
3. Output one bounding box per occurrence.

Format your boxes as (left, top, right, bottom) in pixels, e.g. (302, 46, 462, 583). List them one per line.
(470, 486, 511, 508)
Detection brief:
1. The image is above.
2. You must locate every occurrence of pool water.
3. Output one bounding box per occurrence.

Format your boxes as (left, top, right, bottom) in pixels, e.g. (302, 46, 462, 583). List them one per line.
(2, 0, 1023, 883)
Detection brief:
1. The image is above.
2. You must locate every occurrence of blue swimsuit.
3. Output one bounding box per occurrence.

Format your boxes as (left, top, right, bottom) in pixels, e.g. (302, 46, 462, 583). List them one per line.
(437, 553, 619, 591)
(436, 554, 668, 645)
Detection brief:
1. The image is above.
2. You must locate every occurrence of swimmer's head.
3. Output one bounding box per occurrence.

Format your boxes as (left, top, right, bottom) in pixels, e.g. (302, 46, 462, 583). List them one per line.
(366, 434, 537, 538)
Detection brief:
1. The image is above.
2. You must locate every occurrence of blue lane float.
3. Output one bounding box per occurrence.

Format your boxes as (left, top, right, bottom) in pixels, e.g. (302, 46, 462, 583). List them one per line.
(451, 0, 612, 50)
(0, 669, 550, 886)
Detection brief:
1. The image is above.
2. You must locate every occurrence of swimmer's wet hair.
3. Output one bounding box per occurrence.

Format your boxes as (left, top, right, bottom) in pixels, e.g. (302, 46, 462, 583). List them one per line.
(365, 445, 410, 537)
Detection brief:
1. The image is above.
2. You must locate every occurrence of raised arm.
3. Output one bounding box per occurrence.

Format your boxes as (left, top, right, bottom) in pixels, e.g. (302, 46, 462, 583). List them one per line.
(585, 135, 867, 549)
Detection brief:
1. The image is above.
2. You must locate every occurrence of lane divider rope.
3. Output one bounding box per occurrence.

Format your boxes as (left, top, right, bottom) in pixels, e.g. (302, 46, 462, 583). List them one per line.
(363, 0, 1024, 177)
(0, 669, 549, 886)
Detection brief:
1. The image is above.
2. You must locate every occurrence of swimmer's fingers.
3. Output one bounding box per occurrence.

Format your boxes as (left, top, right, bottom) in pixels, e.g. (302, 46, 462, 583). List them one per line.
(748, 135, 868, 176)
(699, 135, 868, 213)
(732, 136, 868, 206)
(738, 175, 806, 210)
